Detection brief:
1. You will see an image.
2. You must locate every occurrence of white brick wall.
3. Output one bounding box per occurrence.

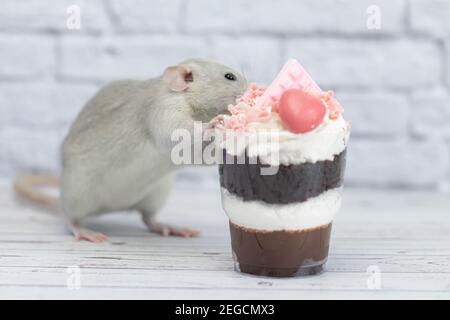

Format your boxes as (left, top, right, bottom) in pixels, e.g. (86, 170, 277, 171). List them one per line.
(109, 0, 182, 32)
(286, 39, 440, 88)
(209, 37, 282, 85)
(0, 83, 98, 128)
(60, 36, 207, 81)
(410, 0, 450, 37)
(347, 139, 449, 188)
(185, 0, 405, 34)
(0, 35, 55, 79)
(0, 0, 449, 191)
(338, 92, 409, 136)
(411, 89, 450, 138)
(0, 0, 108, 32)
(446, 42, 450, 86)
(0, 126, 64, 175)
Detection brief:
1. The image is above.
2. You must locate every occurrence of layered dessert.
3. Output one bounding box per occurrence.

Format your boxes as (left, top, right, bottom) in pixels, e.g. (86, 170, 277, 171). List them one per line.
(211, 59, 350, 277)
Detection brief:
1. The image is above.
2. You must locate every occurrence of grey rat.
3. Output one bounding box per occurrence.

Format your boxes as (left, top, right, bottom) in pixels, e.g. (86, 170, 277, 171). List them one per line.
(14, 58, 247, 242)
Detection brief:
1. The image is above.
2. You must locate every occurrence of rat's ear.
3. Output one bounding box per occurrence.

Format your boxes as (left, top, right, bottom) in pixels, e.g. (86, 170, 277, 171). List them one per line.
(163, 65, 193, 92)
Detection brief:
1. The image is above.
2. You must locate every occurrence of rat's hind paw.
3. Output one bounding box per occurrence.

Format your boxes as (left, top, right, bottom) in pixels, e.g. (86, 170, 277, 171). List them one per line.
(144, 219, 200, 238)
(70, 224, 108, 243)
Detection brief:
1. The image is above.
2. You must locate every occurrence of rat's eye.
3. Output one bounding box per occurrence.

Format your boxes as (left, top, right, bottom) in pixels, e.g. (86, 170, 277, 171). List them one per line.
(224, 73, 236, 81)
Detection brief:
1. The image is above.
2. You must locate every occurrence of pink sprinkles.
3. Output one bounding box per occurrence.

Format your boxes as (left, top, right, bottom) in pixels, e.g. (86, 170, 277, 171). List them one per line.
(220, 83, 344, 133)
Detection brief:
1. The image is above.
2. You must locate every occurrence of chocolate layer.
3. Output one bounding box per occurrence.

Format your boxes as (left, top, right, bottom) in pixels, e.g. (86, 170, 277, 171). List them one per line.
(230, 222, 332, 277)
(219, 149, 346, 204)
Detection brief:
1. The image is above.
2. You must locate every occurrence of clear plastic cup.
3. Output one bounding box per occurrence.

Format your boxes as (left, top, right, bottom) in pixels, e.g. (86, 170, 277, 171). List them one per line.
(219, 148, 347, 277)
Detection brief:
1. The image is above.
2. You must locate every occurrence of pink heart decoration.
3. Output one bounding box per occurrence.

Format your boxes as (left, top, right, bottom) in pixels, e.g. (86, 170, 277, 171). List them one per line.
(278, 89, 326, 134)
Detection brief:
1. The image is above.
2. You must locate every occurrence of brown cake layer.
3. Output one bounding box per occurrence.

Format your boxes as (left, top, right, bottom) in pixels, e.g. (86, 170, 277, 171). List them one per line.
(219, 149, 346, 204)
(229, 222, 332, 277)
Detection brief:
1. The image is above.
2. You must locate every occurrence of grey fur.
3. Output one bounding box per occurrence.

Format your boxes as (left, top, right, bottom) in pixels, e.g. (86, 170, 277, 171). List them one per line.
(60, 59, 247, 230)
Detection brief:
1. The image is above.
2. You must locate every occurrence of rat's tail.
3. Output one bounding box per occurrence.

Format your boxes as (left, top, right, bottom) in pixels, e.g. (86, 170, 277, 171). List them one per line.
(13, 175, 60, 211)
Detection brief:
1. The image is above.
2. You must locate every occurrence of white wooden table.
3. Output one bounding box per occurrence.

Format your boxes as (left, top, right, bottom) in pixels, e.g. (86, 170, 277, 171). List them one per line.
(0, 178, 449, 299)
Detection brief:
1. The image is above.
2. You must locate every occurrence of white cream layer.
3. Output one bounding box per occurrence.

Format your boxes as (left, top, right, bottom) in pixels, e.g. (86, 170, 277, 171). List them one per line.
(219, 113, 349, 166)
(221, 187, 342, 231)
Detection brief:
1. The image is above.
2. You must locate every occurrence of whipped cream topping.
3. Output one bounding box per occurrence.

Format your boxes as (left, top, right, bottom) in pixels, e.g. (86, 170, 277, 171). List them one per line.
(218, 111, 349, 165)
(221, 187, 342, 231)
(210, 82, 350, 165)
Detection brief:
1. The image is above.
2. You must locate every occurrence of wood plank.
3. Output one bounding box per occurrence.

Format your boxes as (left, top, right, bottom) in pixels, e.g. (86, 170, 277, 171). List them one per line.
(0, 178, 449, 299)
(1, 267, 449, 290)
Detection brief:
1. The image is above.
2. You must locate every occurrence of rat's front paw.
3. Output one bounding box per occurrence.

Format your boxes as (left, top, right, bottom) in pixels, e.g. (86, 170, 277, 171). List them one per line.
(207, 114, 226, 130)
